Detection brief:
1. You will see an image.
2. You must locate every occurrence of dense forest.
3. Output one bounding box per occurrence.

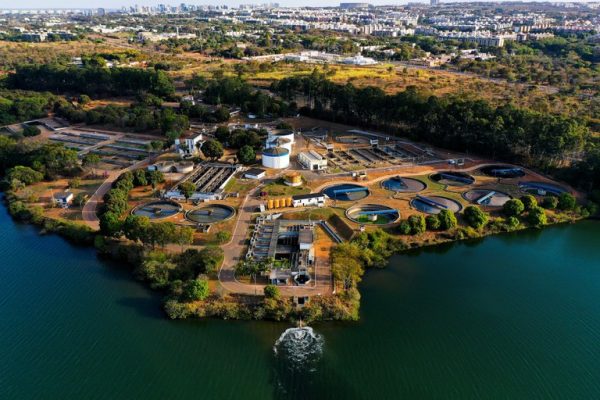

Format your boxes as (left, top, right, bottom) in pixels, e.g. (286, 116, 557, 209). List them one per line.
(7, 64, 175, 99)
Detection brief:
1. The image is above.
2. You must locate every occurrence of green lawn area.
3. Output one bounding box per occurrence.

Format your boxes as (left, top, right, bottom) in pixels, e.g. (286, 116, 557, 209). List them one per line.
(263, 178, 310, 197)
(223, 177, 256, 194)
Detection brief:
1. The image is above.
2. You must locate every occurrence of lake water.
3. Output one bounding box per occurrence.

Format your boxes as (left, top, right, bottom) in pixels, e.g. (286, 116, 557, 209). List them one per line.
(1, 202, 599, 399)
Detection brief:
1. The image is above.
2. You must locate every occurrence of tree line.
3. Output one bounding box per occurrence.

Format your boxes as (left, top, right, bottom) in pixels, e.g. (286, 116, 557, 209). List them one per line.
(271, 73, 589, 169)
(7, 64, 175, 99)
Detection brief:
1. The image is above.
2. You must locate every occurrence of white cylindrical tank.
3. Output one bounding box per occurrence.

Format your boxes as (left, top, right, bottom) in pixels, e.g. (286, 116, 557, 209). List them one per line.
(262, 147, 290, 169)
(269, 130, 295, 145)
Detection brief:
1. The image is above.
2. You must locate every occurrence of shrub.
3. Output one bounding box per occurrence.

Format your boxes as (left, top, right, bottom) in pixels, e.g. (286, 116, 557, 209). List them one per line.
(503, 199, 525, 217)
(215, 230, 231, 244)
(438, 209, 457, 230)
(541, 196, 558, 209)
(463, 205, 489, 229)
(408, 214, 426, 235)
(183, 278, 209, 301)
(425, 214, 440, 230)
(264, 284, 280, 299)
(397, 220, 411, 235)
(557, 192, 576, 211)
(527, 206, 547, 227)
(520, 195, 537, 211)
(22, 125, 41, 137)
(506, 216, 520, 230)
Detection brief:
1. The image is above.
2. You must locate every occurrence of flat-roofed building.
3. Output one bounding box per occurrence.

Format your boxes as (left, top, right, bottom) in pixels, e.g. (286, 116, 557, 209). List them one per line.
(298, 150, 328, 171)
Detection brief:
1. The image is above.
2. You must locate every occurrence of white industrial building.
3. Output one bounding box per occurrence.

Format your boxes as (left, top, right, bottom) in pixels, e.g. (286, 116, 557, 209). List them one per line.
(298, 150, 328, 171)
(244, 168, 266, 180)
(175, 132, 203, 156)
(262, 147, 290, 169)
(292, 193, 326, 207)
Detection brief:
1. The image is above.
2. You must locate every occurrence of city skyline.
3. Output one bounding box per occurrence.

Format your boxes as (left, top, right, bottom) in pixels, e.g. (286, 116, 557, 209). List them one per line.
(5, 0, 598, 11)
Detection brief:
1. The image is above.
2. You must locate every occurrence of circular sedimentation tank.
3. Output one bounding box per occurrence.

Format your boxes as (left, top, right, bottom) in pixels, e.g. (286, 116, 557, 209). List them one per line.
(519, 181, 568, 196)
(480, 165, 525, 178)
(132, 200, 182, 220)
(463, 189, 512, 207)
(346, 204, 400, 225)
(381, 176, 426, 193)
(431, 171, 475, 186)
(410, 195, 463, 214)
(185, 204, 235, 224)
(322, 183, 369, 201)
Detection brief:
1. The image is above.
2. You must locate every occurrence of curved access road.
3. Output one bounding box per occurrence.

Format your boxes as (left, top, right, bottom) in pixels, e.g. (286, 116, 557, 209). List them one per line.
(82, 156, 159, 230)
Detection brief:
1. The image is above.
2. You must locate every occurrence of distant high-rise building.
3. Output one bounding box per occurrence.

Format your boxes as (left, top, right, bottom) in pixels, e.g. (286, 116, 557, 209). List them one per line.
(430, 0, 440, 6)
(339, 2, 371, 9)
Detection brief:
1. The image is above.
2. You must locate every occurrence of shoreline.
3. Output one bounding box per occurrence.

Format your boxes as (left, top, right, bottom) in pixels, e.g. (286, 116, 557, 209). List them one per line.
(2, 191, 590, 323)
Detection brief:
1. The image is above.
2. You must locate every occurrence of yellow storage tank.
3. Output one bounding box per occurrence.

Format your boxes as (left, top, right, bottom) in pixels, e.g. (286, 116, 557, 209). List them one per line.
(274, 199, 280, 208)
(286, 197, 292, 207)
(267, 199, 274, 209)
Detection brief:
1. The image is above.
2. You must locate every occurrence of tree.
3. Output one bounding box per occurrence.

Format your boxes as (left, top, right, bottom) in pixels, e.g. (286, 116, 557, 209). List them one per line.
(557, 192, 576, 211)
(438, 209, 457, 230)
(147, 170, 164, 190)
(397, 220, 411, 235)
(6, 166, 43, 186)
(82, 153, 101, 176)
(237, 145, 256, 164)
(176, 226, 195, 251)
(235, 259, 270, 293)
(133, 169, 148, 186)
(139, 258, 176, 289)
(520, 195, 538, 211)
(22, 125, 41, 137)
(183, 278, 209, 301)
(503, 199, 525, 217)
(148, 222, 177, 248)
(331, 243, 364, 290)
(264, 284, 280, 299)
(408, 214, 426, 235)
(541, 196, 558, 209)
(69, 177, 81, 189)
(215, 126, 230, 143)
(425, 214, 440, 230)
(506, 216, 520, 230)
(463, 205, 489, 229)
(122, 214, 151, 244)
(73, 192, 87, 207)
(527, 206, 547, 227)
(99, 211, 122, 237)
(179, 181, 196, 202)
(201, 139, 224, 161)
